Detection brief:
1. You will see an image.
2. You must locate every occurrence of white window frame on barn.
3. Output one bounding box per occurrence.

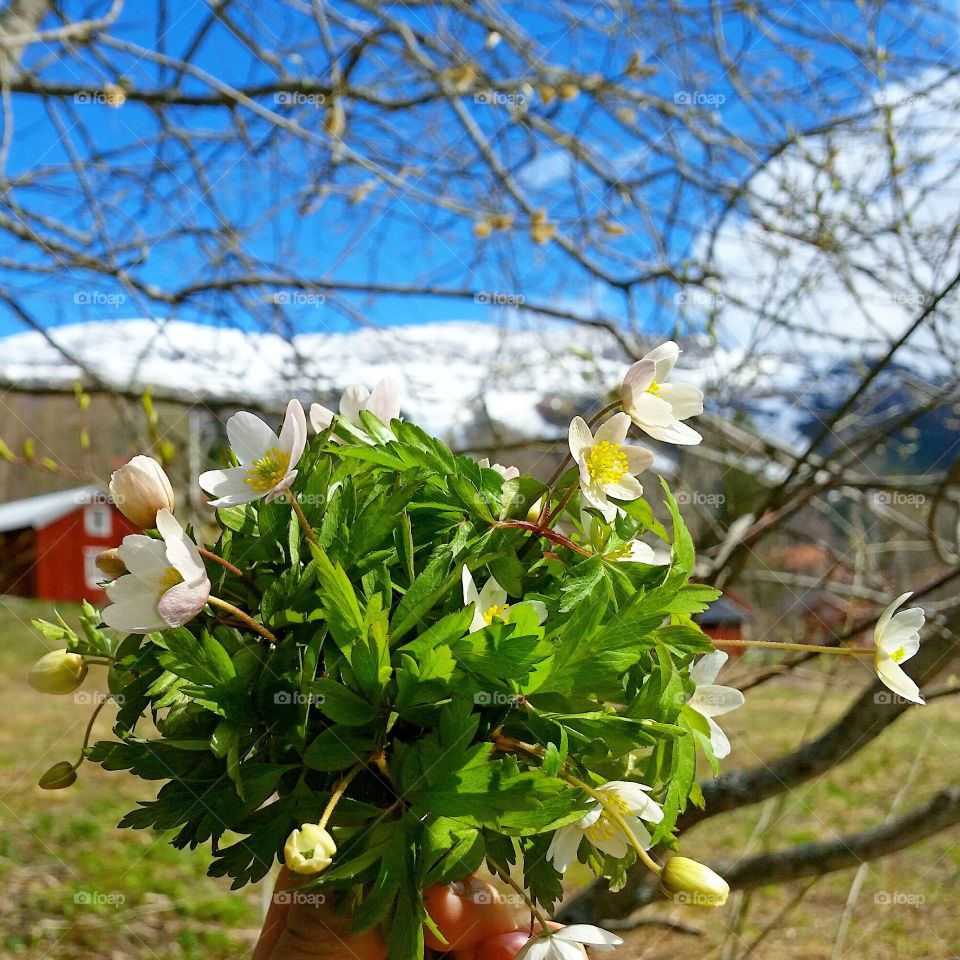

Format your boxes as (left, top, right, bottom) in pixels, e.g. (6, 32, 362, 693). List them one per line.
(83, 546, 105, 590)
(84, 504, 113, 537)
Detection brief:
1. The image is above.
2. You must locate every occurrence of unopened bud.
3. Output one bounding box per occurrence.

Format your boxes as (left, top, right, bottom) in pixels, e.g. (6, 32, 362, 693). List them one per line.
(39, 761, 78, 790)
(108, 455, 175, 529)
(284, 823, 336, 875)
(28, 650, 88, 695)
(658, 856, 729, 908)
(95, 548, 126, 579)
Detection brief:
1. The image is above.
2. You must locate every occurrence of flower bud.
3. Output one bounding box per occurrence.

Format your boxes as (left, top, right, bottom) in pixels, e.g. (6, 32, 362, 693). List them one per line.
(95, 548, 126, 579)
(39, 761, 78, 790)
(658, 856, 729, 908)
(28, 650, 88, 695)
(284, 823, 336, 875)
(526, 497, 543, 524)
(108, 455, 175, 529)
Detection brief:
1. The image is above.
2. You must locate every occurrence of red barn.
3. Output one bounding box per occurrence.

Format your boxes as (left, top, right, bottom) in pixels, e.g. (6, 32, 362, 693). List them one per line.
(0, 486, 139, 603)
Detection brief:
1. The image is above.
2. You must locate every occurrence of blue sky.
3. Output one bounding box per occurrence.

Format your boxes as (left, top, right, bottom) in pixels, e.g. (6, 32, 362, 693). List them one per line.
(2, 1, 954, 340)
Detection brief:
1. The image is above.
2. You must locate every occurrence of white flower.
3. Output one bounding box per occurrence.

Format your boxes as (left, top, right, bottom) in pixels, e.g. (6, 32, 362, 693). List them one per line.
(478, 457, 520, 481)
(873, 592, 925, 705)
(461, 566, 547, 634)
(568, 413, 653, 522)
(606, 539, 656, 563)
(283, 823, 337, 875)
(621, 341, 703, 445)
(310, 377, 400, 438)
(515, 925, 622, 960)
(101, 509, 211, 634)
(108, 455, 176, 528)
(686, 651, 745, 759)
(546, 780, 664, 872)
(199, 399, 307, 507)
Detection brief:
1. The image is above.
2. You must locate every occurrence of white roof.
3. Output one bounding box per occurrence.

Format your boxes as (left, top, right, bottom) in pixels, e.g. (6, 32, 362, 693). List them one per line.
(0, 485, 106, 533)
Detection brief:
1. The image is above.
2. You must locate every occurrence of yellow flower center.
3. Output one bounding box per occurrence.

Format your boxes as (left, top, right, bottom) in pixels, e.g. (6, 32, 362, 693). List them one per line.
(891, 645, 906, 664)
(647, 379, 661, 394)
(244, 448, 291, 493)
(584, 440, 629, 486)
(483, 603, 511, 625)
(159, 566, 183, 591)
(584, 793, 631, 845)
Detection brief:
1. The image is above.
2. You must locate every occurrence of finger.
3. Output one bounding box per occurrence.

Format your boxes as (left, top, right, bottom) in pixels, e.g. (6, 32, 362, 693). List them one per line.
(423, 876, 520, 952)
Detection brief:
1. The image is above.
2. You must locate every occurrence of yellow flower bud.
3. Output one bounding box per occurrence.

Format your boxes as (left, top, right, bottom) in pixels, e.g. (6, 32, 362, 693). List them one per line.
(39, 761, 78, 790)
(95, 548, 126, 579)
(284, 823, 336, 875)
(658, 856, 729, 908)
(557, 83, 580, 101)
(108, 455, 175, 529)
(473, 219, 493, 239)
(526, 497, 544, 524)
(28, 650, 88, 695)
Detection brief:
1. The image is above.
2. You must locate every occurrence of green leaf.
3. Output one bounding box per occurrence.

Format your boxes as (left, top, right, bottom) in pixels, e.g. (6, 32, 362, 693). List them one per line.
(303, 727, 377, 772)
(309, 677, 375, 725)
(308, 543, 366, 652)
(155, 627, 236, 687)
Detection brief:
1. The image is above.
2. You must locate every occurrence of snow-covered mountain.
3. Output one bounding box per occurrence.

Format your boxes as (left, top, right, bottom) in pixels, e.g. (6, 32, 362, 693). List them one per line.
(0, 318, 745, 446)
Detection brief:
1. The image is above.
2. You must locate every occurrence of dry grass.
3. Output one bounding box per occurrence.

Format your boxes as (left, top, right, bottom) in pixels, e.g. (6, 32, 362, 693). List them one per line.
(2, 598, 958, 958)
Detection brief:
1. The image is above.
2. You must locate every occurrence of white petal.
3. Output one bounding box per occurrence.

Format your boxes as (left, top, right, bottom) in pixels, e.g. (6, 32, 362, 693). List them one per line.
(340, 384, 370, 425)
(605, 474, 643, 501)
(689, 651, 727, 686)
(707, 716, 732, 758)
(155, 509, 206, 585)
(199, 466, 255, 502)
(478, 576, 508, 611)
(117, 535, 170, 581)
(876, 659, 925, 704)
(101, 593, 167, 634)
(874, 592, 912, 639)
(158, 580, 210, 627)
(226, 411, 276, 465)
(546, 824, 583, 873)
(619, 540, 656, 563)
(621, 358, 656, 396)
(556, 925, 623, 949)
(517, 599, 548, 624)
(310, 403, 335, 433)
(623, 443, 655, 475)
(461, 565, 479, 606)
(688, 683, 745, 718)
(877, 608, 924, 657)
(278, 399, 307, 470)
(593, 412, 631, 445)
(593, 831, 629, 859)
(656, 382, 704, 420)
(625, 391, 674, 428)
(568, 417, 593, 460)
(642, 340, 680, 382)
(641, 418, 702, 445)
(368, 377, 401, 423)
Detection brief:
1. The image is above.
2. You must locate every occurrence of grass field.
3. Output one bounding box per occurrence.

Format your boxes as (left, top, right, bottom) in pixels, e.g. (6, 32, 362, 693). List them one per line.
(2, 597, 958, 959)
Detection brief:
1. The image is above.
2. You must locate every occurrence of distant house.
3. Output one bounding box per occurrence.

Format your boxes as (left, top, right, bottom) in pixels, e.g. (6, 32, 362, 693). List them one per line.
(0, 486, 138, 603)
(694, 593, 752, 652)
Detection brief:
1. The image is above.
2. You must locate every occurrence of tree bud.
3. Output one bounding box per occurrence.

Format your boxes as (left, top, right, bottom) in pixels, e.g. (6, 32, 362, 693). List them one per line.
(39, 761, 78, 789)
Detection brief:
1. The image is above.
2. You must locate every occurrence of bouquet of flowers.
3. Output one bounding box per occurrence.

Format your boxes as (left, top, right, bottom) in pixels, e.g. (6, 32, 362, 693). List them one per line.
(28, 342, 928, 959)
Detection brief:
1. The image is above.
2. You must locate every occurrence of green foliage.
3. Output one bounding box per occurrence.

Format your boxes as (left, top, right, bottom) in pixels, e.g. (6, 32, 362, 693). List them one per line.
(42, 405, 731, 959)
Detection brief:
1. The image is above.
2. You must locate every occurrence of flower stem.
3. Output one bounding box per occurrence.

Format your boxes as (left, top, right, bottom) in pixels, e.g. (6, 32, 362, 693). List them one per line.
(208, 595, 277, 644)
(318, 763, 364, 829)
(197, 546, 257, 587)
(710, 638, 875, 656)
(495, 519, 592, 557)
(76, 695, 111, 768)
(287, 495, 319, 546)
(562, 772, 663, 876)
(488, 860, 552, 930)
